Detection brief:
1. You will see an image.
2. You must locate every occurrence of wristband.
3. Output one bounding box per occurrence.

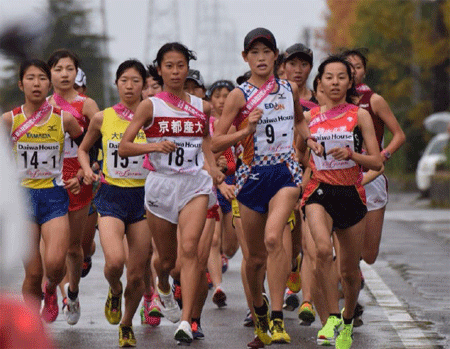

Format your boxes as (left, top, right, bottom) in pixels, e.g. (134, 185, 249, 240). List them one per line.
(304, 136, 317, 145)
(345, 147, 353, 160)
(381, 149, 391, 161)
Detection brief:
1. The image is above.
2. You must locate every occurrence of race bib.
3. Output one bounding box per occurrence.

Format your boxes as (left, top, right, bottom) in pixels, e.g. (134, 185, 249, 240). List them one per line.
(16, 142, 61, 179)
(106, 141, 147, 179)
(254, 115, 294, 155)
(312, 131, 356, 171)
(158, 138, 204, 173)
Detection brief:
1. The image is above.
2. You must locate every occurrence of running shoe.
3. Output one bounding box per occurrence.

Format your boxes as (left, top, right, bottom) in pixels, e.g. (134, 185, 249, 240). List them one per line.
(353, 302, 364, 328)
(221, 254, 229, 274)
(105, 283, 122, 325)
(254, 297, 272, 345)
(119, 324, 136, 347)
(354, 302, 364, 318)
(141, 293, 162, 326)
(298, 301, 316, 325)
(243, 309, 254, 327)
(286, 254, 302, 293)
(41, 282, 58, 323)
(191, 320, 205, 340)
(81, 256, 92, 278)
(212, 287, 227, 308)
(247, 335, 265, 349)
(156, 287, 181, 323)
(172, 279, 183, 309)
(206, 271, 213, 290)
(316, 315, 342, 346)
(283, 289, 300, 311)
(270, 318, 291, 344)
(62, 283, 80, 325)
(335, 322, 353, 349)
(174, 320, 193, 345)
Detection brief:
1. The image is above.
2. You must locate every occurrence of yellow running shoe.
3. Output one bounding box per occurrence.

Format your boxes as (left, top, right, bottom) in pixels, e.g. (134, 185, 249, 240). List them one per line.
(298, 301, 316, 325)
(254, 312, 272, 345)
(335, 322, 353, 349)
(254, 295, 272, 345)
(286, 254, 302, 293)
(270, 318, 291, 343)
(317, 315, 342, 346)
(119, 324, 136, 347)
(105, 283, 122, 325)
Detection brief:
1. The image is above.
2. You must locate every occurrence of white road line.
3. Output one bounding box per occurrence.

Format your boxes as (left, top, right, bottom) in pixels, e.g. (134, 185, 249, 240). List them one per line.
(360, 261, 435, 348)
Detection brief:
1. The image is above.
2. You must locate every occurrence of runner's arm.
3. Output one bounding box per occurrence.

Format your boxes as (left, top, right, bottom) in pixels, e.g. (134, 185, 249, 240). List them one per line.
(361, 164, 385, 186)
(371, 93, 405, 161)
(202, 102, 225, 185)
(63, 111, 83, 142)
(82, 97, 100, 120)
(77, 111, 103, 185)
(211, 88, 255, 153)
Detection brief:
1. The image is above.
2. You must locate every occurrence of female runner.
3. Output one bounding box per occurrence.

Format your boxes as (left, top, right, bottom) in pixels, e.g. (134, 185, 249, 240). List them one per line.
(281, 43, 317, 316)
(118, 42, 224, 345)
(342, 49, 405, 265)
(2, 59, 82, 321)
(46, 49, 100, 325)
(301, 55, 382, 348)
(212, 28, 322, 346)
(78, 59, 153, 347)
(206, 79, 238, 309)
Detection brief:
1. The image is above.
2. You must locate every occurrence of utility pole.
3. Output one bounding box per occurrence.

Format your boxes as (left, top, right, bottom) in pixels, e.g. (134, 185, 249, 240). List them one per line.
(194, 0, 238, 84)
(100, 0, 110, 107)
(144, 0, 180, 65)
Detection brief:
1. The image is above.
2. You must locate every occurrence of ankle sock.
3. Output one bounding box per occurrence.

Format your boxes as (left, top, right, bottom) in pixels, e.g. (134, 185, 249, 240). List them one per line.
(254, 302, 268, 316)
(68, 287, 79, 301)
(271, 311, 283, 320)
(343, 317, 353, 325)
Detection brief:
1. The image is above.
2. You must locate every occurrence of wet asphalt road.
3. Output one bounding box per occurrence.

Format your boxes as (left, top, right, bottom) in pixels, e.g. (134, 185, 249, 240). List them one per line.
(5, 193, 450, 348)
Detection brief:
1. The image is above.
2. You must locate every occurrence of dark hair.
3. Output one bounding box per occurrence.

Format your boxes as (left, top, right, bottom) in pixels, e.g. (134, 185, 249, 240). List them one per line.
(147, 64, 163, 86)
(153, 42, 196, 68)
(206, 80, 235, 99)
(313, 75, 320, 93)
(115, 59, 147, 84)
(236, 71, 252, 85)
(19, 59, 51, 81)
(47, 49, 80, 70)
(341, 48, 368, 70)
(316, 55, 358, 103)
(274, 53, 285, 78)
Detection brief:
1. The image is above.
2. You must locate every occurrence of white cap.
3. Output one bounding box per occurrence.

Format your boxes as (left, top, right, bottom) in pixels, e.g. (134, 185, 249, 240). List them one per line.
(75, 68, 87, 87)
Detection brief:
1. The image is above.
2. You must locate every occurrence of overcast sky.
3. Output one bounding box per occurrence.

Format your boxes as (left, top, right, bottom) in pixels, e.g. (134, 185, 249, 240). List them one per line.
(0, 0, 328, 85)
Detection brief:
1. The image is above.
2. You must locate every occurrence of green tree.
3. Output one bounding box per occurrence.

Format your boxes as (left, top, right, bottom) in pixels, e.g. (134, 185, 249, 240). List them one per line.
(320, 0, 450, 173)
(0, 0, 109, 112)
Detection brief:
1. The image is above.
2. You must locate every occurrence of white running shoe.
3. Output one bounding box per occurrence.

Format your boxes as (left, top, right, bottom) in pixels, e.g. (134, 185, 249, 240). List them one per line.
(63, 283, 80, 325)
(174, 320, 193, 345)
(156, 286, 181, 323)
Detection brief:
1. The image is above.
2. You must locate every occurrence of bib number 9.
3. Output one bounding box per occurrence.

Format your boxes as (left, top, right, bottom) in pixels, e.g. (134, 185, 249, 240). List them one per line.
(265, 124, 275, 144)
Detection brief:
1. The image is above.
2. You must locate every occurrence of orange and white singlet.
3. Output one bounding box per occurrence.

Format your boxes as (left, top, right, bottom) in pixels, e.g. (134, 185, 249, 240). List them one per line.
(308, 105, 363, 186)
